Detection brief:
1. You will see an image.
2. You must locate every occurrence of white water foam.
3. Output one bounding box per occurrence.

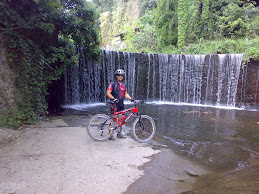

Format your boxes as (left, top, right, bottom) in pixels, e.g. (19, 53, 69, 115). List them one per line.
(145, 101, 246, 110)
(61, 101, 258, 112)
(62, 103, 106, 110)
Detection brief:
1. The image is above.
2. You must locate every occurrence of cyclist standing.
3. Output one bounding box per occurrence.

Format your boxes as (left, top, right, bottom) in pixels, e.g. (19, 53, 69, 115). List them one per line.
(106, 69, 134, 140)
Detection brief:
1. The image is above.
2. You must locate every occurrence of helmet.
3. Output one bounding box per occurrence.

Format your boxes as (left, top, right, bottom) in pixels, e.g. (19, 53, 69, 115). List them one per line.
(115, 69, 125, 75)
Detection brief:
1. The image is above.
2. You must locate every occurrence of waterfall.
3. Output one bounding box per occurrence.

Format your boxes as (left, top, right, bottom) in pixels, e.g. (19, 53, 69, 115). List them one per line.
(63, 50, 250, 108)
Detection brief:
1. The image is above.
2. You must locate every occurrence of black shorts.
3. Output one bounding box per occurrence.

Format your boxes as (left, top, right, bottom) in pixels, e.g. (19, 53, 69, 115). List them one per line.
(111, 102, 125, 114)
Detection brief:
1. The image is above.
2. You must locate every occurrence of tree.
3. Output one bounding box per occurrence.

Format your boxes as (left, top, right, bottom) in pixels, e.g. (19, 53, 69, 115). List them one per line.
(124, 10, 158, 52)
(0, 0, 100, 127)
(138, 0, 158, 16)
(100, 11, 113, 46)
(98, 0, 142, 49)
(184, 0, 201, 44)
(154, 0, 178, 47)
(217, 1, 252, 38)
(177, 0, 186, 48)
(203, 0, 257, 40)
(200, 0, 210, 38)
(92, 0, 115, 13)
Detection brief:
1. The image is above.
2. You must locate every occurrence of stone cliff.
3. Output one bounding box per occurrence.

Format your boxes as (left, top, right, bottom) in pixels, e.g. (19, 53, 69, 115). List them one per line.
(0, 38, 18, 115)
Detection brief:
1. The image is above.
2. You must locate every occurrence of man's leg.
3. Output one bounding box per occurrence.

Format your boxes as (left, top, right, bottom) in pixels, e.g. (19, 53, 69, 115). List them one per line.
(109, 104, 117, 140)
(116, 103, 126, 139)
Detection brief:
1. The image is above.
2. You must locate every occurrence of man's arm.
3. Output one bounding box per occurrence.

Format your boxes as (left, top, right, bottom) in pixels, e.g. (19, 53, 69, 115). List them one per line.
(125, 91, 133, 101)
(106, 89, 114, 100)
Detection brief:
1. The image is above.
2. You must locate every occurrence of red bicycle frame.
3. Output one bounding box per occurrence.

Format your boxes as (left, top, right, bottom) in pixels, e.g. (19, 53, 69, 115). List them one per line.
(113, 106, 139, 127)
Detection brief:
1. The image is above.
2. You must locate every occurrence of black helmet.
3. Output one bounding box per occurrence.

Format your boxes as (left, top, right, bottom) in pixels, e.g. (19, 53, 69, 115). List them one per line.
(115, 69, 125, 75)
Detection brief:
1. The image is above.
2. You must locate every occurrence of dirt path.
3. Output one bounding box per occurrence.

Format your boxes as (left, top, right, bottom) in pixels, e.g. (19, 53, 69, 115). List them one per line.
(0, 118, 207, 194)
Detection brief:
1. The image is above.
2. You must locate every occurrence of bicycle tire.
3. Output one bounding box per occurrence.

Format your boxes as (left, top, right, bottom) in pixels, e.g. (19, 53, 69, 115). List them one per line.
(132, 115, 156, 143)
(86, 114, 114, 141)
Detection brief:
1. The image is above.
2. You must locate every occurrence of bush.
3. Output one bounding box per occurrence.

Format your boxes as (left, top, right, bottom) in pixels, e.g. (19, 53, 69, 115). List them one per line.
(182, 37, 258, 62)
(0, 0, 100, 128)
(0, 103, 37, 129)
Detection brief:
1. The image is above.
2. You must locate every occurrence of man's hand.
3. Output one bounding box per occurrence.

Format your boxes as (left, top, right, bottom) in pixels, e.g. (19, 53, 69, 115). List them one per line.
(112, 98, 119, 103)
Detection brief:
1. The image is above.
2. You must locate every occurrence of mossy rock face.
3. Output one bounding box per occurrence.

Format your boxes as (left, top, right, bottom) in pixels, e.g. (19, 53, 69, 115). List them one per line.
(0, 86, 8, 106)
(0, 39, 18, 114)
(0, 85, 5, 96)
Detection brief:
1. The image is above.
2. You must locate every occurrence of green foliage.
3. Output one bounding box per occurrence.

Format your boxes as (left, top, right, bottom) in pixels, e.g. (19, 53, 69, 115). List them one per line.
(96, 0, 258, 55)
(0, 103, 37, 129)
(0, 0, 100, 128)
(177, 0, 186, 48)
(123, 10, 158, 52)
(159, 45, 181, 54)
(154, 0, 258, 47)
(121, 36, 259, 63)
(137, 0, 158, 16)
(154, 0, 178, 47)
(124, 25, 137, 51)
(184, 0, 200, 44)
(98, 0, 143, 49)
(112, 0, 128, 36)
(217, 2, 250, 38)
(92, 0, 115, 13)
(243, 37, 259, 62)
(249, 12, 259, 36)
(199, 0, 211, 38)
(117, 0, 258, 61)
(100, 11, 113, 46)
(182, 37, 259, 62)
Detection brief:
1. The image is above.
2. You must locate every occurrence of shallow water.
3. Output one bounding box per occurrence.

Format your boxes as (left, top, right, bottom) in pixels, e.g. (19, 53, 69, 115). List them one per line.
(63, 102, 259, 191)
(64, 102, 259, 170)
(139, 103, 259, 171)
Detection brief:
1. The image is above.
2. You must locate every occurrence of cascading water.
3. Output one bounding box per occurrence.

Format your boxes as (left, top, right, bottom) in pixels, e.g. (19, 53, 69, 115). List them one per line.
(64, 48, 102, 104)
(63, 50, 257, 108)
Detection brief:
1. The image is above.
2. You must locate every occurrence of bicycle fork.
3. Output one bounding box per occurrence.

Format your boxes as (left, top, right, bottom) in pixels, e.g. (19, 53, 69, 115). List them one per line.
(138, 115, 145, 131)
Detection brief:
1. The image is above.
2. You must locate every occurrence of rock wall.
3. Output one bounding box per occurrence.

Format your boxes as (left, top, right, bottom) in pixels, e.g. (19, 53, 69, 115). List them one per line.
(237, 59, 259, 108)
(0, 38, 18, 115)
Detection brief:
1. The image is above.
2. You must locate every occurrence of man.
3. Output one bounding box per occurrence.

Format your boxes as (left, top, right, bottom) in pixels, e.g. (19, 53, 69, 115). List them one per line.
(106, 69, 134, 140)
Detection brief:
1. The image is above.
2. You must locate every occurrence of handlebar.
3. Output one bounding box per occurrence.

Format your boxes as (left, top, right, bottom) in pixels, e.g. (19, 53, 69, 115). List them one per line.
(105, 100, 145, 107)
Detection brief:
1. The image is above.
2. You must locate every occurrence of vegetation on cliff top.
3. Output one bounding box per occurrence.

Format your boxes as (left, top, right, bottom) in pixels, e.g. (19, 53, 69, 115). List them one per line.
(94, 0, 259, 61)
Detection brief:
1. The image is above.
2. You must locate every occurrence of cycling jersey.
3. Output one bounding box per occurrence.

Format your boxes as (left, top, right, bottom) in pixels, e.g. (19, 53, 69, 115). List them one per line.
(107, 81, 127, 114)
(107, 81, 127, 102)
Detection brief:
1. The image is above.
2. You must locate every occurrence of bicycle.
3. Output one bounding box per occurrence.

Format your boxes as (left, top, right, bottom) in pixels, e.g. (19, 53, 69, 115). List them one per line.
(86, 100, 156, 143)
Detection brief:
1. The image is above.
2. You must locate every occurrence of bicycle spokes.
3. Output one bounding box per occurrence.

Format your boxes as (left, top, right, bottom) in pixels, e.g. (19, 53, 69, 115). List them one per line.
(87, 114, 114, 141)
(138, 119, 144, 130)
(132, 115, 156, 143)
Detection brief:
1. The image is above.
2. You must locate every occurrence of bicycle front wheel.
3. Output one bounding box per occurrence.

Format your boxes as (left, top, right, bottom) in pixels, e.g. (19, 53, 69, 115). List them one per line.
(86, 114, 114, 141)
(132, 115, 156, 143)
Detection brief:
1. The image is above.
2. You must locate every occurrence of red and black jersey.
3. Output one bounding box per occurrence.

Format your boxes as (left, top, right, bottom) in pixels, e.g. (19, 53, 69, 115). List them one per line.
(107, 81, 127, 102)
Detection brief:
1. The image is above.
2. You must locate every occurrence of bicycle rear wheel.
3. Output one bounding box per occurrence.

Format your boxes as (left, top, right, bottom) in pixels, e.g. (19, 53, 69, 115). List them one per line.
(132, 115, 156, 143)
(86, 114, 114, 141)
